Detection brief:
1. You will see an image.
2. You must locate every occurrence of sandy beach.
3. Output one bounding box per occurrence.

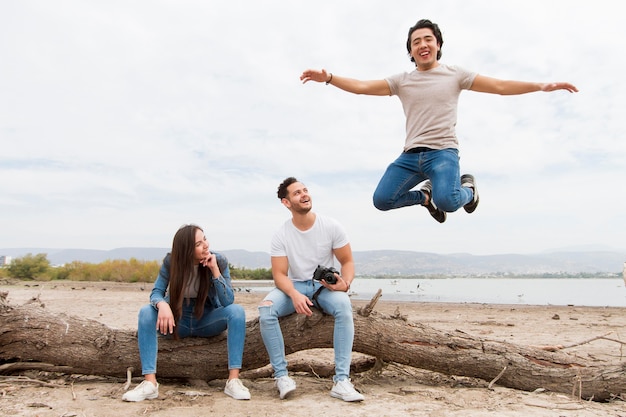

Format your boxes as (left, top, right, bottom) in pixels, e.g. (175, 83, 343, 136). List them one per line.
(1, 279, 625, 416)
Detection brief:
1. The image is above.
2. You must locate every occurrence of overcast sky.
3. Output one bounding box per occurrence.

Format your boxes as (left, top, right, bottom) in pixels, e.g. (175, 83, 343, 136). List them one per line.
(1, 0, 624, 256)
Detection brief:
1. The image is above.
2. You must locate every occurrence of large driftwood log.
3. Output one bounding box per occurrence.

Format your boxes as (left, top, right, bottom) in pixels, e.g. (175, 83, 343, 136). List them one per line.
(0, 291, 624, 401)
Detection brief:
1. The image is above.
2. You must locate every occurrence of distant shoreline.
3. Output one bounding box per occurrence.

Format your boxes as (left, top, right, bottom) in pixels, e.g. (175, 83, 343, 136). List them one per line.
(2, 247, 623, 275)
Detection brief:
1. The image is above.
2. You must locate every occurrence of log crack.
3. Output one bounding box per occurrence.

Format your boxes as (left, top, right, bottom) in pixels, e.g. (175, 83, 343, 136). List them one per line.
(523, 355, 585, 369)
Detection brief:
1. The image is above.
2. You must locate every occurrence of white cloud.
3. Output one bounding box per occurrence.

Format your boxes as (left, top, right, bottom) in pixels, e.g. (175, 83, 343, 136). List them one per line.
(1, 0, 624, 256)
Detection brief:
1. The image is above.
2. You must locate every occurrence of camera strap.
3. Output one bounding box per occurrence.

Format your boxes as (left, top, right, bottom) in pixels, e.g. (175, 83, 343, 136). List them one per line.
(311, 281, 329, 315)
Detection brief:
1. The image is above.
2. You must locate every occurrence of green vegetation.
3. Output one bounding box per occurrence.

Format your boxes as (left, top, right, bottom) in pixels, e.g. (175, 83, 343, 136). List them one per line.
(1, 253, 272, 282)
(2, 253, 617, 282)
(230, 266, 272, 280)
(5, 253, 50, 280)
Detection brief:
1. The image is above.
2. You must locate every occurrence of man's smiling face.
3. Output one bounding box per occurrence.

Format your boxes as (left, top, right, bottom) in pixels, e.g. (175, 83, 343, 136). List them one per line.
(283, 181, 312, 214)
(409, 27, 440, 71)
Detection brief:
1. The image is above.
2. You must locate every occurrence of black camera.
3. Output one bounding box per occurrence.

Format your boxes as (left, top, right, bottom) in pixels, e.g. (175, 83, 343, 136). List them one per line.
(312, 265, 339, 284)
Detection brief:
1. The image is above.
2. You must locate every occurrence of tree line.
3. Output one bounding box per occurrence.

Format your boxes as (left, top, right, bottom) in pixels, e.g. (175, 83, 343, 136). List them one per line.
(0, 253, 272, 282)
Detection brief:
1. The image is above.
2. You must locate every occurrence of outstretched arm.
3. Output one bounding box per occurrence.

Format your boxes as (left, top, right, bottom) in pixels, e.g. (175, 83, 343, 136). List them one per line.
(470, 74, 578, 95)
(300, 68, 391, 96)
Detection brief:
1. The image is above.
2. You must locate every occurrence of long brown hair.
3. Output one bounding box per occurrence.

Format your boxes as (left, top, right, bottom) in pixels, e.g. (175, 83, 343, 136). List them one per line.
(168, 224, 212, 338)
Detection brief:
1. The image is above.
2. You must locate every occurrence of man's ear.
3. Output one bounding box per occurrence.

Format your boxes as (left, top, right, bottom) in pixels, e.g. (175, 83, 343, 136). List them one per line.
(281, 198, 291, 209)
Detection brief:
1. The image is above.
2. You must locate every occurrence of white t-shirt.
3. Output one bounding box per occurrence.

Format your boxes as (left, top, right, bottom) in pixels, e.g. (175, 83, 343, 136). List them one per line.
(270, 213, 349, 282)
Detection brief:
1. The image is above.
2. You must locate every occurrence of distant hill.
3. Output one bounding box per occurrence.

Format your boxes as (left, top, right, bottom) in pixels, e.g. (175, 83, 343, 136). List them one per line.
(1, 247, 624, 275)
(352, 250, 625, 275)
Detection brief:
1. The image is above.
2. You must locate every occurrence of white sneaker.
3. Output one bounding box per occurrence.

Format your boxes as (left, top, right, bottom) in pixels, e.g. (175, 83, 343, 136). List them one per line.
(224, 378, 251, 400)
(275, 375, 296, 399)
(330, 378, 364, 402)
(122, 380, 159, 402)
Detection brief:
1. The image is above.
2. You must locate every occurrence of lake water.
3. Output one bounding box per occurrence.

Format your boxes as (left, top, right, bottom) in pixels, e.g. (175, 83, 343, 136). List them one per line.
(235, 277, 626, 307)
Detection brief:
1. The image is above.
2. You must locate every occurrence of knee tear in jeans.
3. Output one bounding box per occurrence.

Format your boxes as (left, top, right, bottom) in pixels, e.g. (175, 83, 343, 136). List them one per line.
(259, 301, 273, 307)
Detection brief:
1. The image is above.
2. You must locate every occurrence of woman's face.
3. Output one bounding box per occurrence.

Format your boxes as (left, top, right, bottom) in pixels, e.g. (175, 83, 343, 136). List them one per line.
(193, 228, 210, 263)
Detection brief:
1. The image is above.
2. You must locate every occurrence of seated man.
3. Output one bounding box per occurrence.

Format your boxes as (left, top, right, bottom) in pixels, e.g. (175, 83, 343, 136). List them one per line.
(258, 177, 364, 402)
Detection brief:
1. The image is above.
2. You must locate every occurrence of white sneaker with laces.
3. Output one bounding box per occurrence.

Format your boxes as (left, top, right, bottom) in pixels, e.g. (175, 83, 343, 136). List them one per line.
(122, 380, 159, 402)
(275, 375, 296, 399)
(224, 378, 251, 400)
(330, 378, 364, 402)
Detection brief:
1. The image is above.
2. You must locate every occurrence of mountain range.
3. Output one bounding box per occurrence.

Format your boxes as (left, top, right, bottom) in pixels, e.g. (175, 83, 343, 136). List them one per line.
(2, 247, 624, 276)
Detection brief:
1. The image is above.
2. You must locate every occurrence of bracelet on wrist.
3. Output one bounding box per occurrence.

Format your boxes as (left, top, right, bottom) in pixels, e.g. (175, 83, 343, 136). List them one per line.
(325, 73, 333, 85)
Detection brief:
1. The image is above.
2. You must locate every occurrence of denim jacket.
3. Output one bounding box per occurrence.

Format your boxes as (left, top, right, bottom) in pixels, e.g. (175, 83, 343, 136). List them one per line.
(149, 251, 235, 310)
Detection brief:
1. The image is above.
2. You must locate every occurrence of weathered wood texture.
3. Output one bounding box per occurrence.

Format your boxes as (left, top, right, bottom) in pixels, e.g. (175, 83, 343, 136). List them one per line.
(1, 292, 624, 401)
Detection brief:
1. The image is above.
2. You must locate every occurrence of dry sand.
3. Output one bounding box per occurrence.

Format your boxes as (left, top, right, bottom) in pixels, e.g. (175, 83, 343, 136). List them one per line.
(1, 280, 625, 417)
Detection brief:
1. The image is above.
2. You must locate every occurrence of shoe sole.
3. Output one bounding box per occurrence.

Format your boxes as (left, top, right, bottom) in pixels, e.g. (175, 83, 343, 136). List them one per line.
(461, 174, 479, 214)
(279, 387, 295, 400)
(330, 391, 364, 402)
(224, 389, 250, 400)
(122, 393, 158, 402)
(427, 207, 447, 223)
(224, 390, 251, 400)
(421, 181, 447, 223)
(464, 195, 479, 213)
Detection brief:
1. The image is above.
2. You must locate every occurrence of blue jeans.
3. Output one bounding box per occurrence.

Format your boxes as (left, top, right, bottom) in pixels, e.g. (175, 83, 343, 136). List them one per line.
(372, 148, 473, 213)
(258, 280, 354, 382)
(136, 300, 246, 375)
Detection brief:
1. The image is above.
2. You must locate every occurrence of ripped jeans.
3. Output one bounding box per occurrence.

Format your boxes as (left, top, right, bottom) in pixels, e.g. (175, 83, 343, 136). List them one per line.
(258, 280, 354, 382)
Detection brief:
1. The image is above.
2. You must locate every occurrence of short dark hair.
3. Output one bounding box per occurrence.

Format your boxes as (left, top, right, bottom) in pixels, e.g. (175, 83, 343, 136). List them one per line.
(406, 19, 443, 63)
(277, 177, 299, 199)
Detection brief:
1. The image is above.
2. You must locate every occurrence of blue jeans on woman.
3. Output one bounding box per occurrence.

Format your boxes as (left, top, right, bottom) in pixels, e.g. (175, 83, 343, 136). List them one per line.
(137, 300, 246, 375)
(372, 148, 473, 213)
(258, 280, 354, 382)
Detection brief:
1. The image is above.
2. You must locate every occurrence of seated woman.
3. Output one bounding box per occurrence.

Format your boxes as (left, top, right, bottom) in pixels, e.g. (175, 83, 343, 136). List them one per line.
(122, 224, 250, 401)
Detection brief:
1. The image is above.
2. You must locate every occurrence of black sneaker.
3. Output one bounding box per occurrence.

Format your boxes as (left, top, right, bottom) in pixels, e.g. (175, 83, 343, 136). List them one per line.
(420, 181, 446, 223)
(461, 174, 479, 213)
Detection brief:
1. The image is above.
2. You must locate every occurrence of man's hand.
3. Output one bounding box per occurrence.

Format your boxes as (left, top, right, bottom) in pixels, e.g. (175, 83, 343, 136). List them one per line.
(290, 291, 314, 317)
(541, 82, 578, 93)
(300, 68, 329, 84)
(322, 273, 350, 292)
